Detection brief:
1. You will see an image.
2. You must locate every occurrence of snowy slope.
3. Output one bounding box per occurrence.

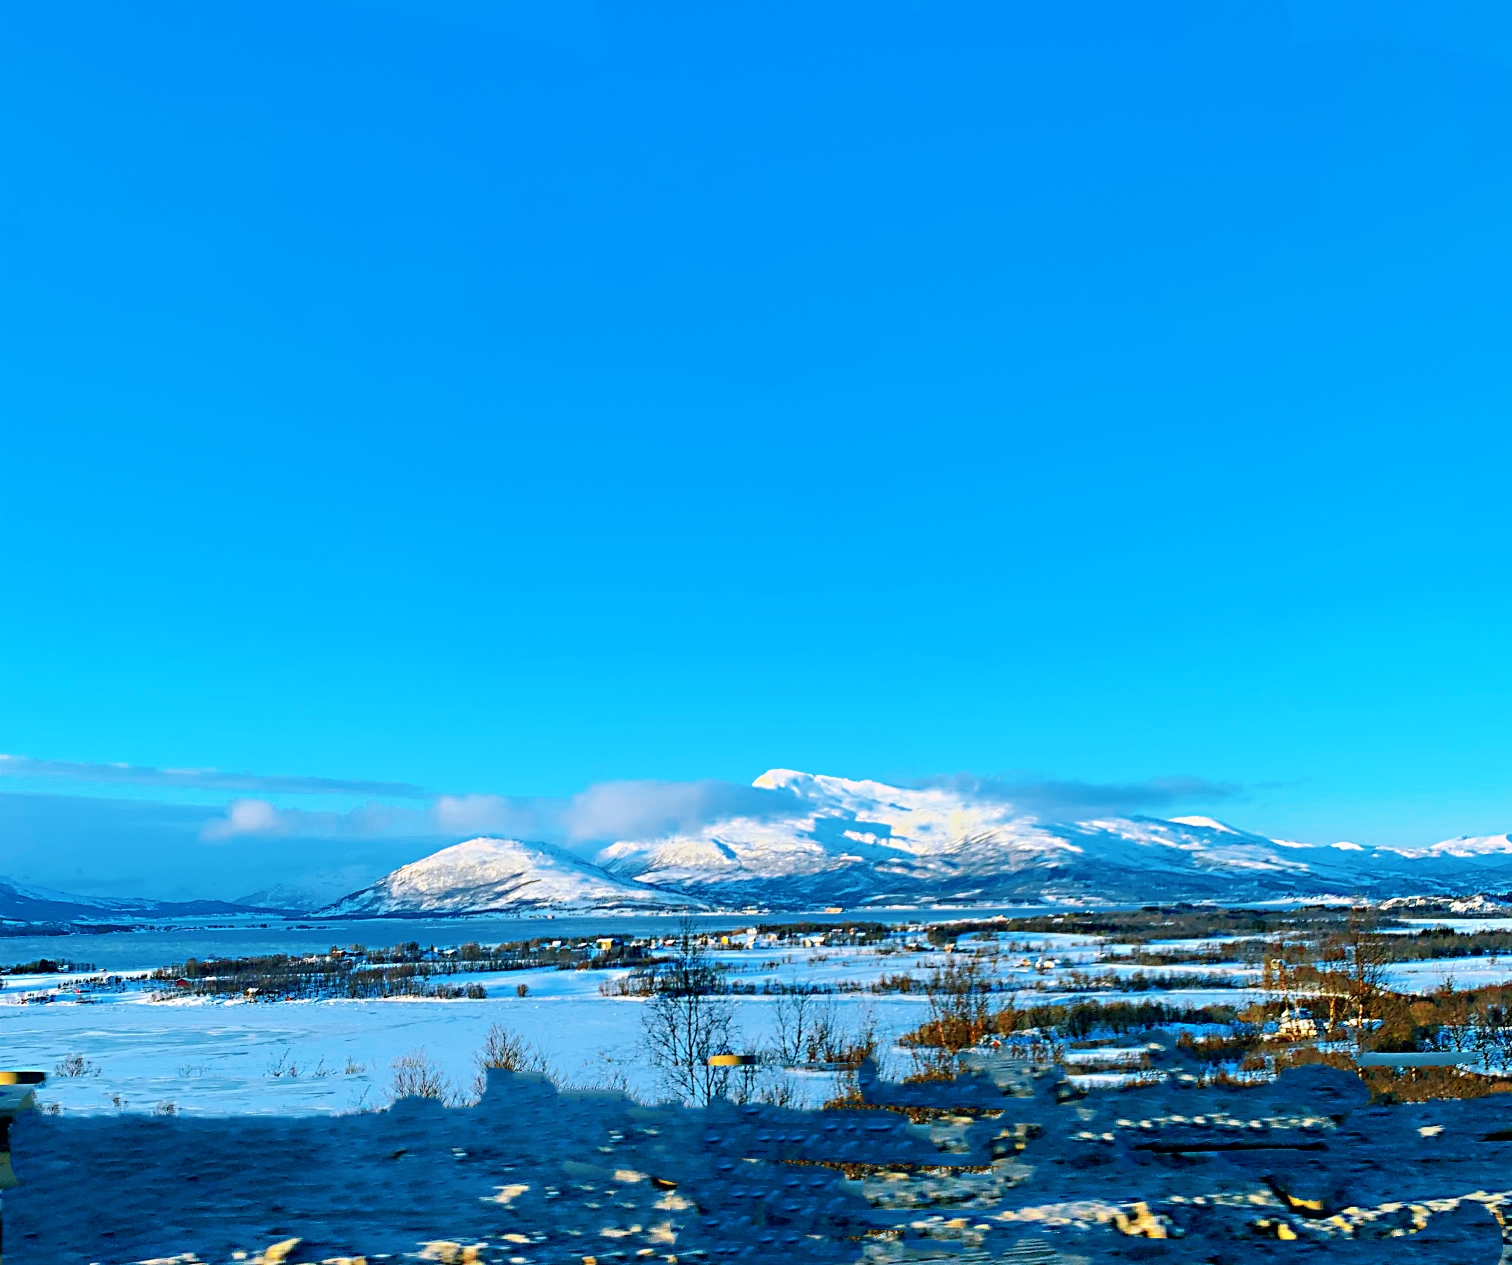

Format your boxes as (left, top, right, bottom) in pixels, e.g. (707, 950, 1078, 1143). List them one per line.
(1384, 832, 1512, 859)
(319, 837, 703, 916)
(590, 768, 1359, 905)
(593, 769, 1079, 906)
(591, 769, 1512, 907)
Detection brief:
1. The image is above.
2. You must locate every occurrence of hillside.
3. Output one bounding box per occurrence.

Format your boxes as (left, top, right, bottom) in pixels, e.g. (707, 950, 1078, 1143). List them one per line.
(319, 836, 702, 916)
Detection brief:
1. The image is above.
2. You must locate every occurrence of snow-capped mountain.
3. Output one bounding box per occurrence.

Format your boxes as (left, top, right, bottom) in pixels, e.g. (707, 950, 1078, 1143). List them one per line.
(583, 769, 1349, 906)
(590, 770, 1512, 908)
(319, 837, 702, 917)
(592, 769, 1077, 906)
(314, 771, 1512, 915)
(236, 874, 390, 913)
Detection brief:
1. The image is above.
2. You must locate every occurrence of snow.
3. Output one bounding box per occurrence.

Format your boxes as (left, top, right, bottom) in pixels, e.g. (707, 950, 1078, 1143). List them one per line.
(576, 770, 1512, 906)
(323, 838, 701, 916)
(7, 916, 1512, 1125)
(1399, 916, 1512, 932)
(5, 972, 657, 1115)
(1382, 956, 1512, 992)
(0, 935, 1271, 1120)
(5, 976, 941, 1116)
(1385, 832, 1512, 859)
(1168, 816, 1237, 833)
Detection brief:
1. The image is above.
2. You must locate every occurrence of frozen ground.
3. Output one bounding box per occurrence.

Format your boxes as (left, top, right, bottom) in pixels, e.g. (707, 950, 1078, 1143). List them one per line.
(6, 992, 942, 1115)
(0, 940, 1236, 1116)
(1381, 956, 1512, 991)
(1399, 917, 1512, 932)
(8, 925, 1512, 1118)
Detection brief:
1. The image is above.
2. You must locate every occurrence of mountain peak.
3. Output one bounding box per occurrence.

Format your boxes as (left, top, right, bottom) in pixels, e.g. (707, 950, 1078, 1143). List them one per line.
(310, 774, 1512, 917)
(1169, 815, 1239, 834)
(320, 836, 701, 917)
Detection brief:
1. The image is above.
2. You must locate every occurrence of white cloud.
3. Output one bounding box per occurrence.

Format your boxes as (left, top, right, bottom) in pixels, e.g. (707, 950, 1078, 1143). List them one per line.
(194, 778, 794, 847)
(198, 797, 440, 842)
(921, 773, 1239, 818)
(432, 793, 540, 836)
(560, 779, 787, 844)
(200, 798, 294, 841)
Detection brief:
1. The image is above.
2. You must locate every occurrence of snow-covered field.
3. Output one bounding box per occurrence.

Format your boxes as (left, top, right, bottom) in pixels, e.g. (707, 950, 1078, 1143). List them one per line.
(10, 920, 1512, 1118)
(0, 938, 1233, 1116)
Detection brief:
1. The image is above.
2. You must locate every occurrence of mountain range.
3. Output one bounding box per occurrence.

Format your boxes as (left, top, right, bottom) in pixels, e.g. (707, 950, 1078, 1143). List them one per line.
(8, 769, 1512, 924)
(314, 769, 1512, 916)
(0, 878, 264, 928)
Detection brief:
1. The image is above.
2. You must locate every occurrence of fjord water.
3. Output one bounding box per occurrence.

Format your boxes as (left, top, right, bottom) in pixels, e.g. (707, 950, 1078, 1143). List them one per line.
(0, 906, 1063, 973)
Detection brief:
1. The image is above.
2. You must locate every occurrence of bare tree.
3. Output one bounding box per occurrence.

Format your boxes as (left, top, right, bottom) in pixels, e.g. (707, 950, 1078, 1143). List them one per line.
(751, 1070, 801, 1108)
(1340, 916, 1392, 1029)
(769, 988, 880, 1105)
(1473, 1001, 1512, 1072)
(772, 986, 829, 1066)
(899, 957, 997, 1079)
(389, 1048, 453, 1102)
(640, 920, 739, 1105)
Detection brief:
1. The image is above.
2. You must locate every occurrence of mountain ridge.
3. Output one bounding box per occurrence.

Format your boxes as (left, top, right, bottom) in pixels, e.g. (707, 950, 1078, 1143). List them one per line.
(319, 836, 702, 917)
(11, 770, 1512, 922)
(0, 879, 271, 926)
(312, 770, 1512, 915)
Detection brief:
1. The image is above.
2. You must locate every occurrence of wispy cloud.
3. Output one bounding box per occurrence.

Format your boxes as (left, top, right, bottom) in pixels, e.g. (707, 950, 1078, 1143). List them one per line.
(559, 779, 792, 844)
(0, 754, 430, 799)
(7, 752, 1244, 854)
(199, 798, 443, 842)
(193, 770, 1236, 845)
(197, 780, 797, 845)
(1, 791, 432, 904)
(919, 773, 1240, 819)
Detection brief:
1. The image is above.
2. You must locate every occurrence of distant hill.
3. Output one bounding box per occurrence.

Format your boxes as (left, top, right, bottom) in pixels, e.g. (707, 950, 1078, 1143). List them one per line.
(235, 878, 374, 914)
(318, 836, 703, 916)
(0, 878, 268, 926)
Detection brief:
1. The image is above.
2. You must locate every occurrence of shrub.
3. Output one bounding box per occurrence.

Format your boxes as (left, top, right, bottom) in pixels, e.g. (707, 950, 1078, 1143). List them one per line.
(898, 959, 998, 1078)
(476, 1023, 548, 1073)
(471, 1023, 550, 1099)
(54, 1053, 95, 1078)
(389, 1049, 452, 1102)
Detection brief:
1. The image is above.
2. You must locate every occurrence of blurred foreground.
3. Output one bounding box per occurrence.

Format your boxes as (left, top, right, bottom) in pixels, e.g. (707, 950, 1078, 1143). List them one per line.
(5, 1041, 1512, 1264)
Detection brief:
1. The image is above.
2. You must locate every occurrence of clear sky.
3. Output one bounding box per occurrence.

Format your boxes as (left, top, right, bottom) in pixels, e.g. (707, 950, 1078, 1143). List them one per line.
(4, 2, 1512, 898)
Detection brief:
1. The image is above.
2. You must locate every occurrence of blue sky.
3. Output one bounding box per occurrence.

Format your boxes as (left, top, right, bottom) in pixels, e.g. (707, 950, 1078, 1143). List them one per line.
(4, 2, 1512, 898)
